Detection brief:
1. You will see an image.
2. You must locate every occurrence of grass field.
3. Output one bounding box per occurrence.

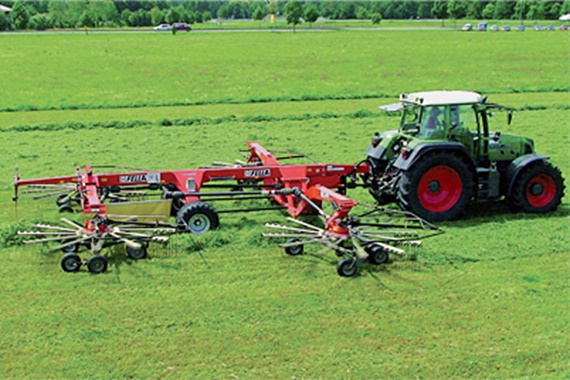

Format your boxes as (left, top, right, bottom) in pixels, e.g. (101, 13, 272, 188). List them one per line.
(0, 29, 569, 378)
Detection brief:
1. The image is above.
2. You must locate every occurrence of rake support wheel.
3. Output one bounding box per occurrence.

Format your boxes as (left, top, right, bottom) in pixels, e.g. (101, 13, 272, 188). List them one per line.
(61, 253, 82, 272)
(87, 255, 108, 274)
(397, 152, 474, 221)
(337, 258, 358, 277)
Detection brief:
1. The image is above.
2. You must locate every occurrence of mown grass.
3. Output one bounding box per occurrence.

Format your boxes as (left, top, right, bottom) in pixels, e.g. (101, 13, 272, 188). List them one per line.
(0, 31, 568, 112)
(0, 30, 569, 378)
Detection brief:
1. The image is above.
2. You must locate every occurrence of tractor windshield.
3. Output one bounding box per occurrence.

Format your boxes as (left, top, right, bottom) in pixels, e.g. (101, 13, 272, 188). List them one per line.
(400, 104, 420, 134)
(417, 105, 445, 139)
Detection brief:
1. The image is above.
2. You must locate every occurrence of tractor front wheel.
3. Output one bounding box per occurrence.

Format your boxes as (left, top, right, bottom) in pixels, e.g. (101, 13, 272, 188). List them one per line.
(510, 161, 565, 213)
(397, 152, 474, 221)
(176, 202, 219, 235)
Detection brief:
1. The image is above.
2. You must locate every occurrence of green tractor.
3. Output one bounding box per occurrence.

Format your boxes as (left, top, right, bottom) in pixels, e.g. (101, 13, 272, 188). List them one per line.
(363, 91, 565, 221)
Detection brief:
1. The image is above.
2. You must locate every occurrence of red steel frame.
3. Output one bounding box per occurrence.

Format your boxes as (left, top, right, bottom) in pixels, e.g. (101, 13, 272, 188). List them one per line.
(14, 142, 370, 228)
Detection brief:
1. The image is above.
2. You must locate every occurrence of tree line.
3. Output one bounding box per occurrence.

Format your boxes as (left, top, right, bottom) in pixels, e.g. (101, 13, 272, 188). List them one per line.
(1, 0, 569, 31)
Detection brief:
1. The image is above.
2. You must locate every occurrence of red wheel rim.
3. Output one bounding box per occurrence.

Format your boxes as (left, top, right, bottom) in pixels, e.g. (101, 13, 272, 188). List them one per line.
(526, 173, 556, 207)
(418, 165, 463, 213)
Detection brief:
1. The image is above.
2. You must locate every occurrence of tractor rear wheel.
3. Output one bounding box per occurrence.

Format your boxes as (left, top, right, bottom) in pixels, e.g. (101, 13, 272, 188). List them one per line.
(397, 152, 474, 221)
(176, 202, 219, 235)
(510, 161, 565, 213)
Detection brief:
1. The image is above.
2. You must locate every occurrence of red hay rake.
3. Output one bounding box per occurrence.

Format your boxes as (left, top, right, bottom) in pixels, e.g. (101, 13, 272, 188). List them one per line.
(13, 142, 442, 276)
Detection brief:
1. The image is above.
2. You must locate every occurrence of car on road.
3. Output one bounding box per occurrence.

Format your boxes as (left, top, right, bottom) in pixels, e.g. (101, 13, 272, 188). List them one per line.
(461, 23, 472, 31)
(173, 22, 191, 31)
(516, 25, 525, 31)
(561, 25, 569, 31)
(490, 25, 499, 32)
(477, 22, 487, 31)
(502, 25, 511, 31)
(153, 23, 172, 31)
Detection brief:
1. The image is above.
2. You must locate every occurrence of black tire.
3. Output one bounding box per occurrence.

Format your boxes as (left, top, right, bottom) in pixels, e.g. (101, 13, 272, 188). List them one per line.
(61, 253, 82, 272)
(176, 202, 219, 235)
(365, 243, 389, 265)
(397, 152, 474, 221)
(61, 240, 80, 254)
(126, 244, 147, 260)
(510, 161, 565, 213)
(87, 255, 108, 274)
(337, 258, 358, 277)
(284, 240, 304, 256)
(58, 203, 74, 213)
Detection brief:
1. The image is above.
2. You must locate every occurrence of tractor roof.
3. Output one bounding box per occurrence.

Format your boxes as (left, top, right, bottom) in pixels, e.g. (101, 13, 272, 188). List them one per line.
(400, 91, 484, 106)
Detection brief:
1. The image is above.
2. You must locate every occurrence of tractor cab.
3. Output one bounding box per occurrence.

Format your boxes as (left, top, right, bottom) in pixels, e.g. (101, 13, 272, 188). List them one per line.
(397, 91, 529, 166)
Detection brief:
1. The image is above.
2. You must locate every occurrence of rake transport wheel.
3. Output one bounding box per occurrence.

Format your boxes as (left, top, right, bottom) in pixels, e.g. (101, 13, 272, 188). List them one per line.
(510, 161, 565, 213)
(126, 244, 148, 260)
(87, 255, 108, 274)
(365, 243, 390, 265)
(61, 253, 82, 273)
(397, 152, 474, 221)
(337, 258, 358, 277)
(176, 201, 219, 235)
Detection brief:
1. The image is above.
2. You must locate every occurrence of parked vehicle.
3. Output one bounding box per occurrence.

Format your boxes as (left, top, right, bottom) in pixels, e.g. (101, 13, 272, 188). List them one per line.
(490, 25, 499, 32)
(461, 23, 472, 31)
(173, 22, 191, 31)
(561, 25, 569, 31)
(516, 25, 525, 31)
(477, 22, 487, 31)
(153, 23, 172, 31)
(502, 25, 511, 31)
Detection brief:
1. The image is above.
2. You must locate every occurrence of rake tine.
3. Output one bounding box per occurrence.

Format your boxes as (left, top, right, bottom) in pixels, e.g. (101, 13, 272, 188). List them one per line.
(264, 223, 323, 235)
(284, 217, 325, 232)
(51, 236, 92, 251)
(60, 218, 84, 230)
(33, 224, 77, 232)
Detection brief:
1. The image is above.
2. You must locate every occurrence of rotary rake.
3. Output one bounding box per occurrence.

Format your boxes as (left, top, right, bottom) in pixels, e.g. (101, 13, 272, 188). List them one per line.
(263, 188, 442, 277)
(13, 142, 443, 276)
(17, 216, 177, 273)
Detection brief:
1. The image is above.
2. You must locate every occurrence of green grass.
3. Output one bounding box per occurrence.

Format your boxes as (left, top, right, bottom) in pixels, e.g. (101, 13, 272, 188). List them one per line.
(0, 30, 569, 378)
(0, 31, 568, 112)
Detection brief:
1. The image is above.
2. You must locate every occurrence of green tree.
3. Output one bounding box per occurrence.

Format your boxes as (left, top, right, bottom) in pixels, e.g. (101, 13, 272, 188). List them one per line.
(431, 1, 447, 27)
(481, 3, 495, 19)
(285, 0, 303, 32)
(562, 0, 570, 14)
(493, 0, 514, 20)
(267, 0, 280, 16)
(0, 14, 11, 30)
(150, 7, 164, 26)
(79, 10, 95, 28)
(304, 4, 320, 26)
(466, 1, 484, 19)
(253, 5, 265, 27)
(355, 6, 370, 20)
(28, 13, 51, 30)
(11, 1, 31, 30)
(371, 12, 382, 25)
(202, 10, 212, 22)
(218, 4, 230, 23)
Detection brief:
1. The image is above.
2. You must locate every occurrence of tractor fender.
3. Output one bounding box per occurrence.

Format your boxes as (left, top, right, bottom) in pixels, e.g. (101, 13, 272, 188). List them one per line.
(505, 153, 549, 196)
(393, 142, 476, 172)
